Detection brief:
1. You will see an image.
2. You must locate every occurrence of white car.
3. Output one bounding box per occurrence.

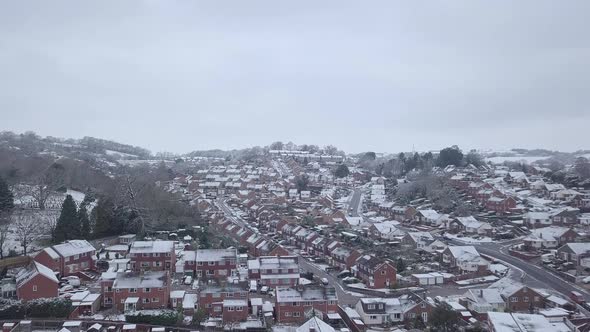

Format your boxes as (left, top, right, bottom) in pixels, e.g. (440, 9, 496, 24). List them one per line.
(184, 276, 193, 285)
(62, 276, 81, 287)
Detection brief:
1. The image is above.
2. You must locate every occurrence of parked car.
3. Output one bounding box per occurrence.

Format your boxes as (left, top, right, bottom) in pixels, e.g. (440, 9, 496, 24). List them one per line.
(260, 286, 270, 294)
(61, 276, 81, 287)
(321, 278, 329, 285)
(184, 276, 193, 285)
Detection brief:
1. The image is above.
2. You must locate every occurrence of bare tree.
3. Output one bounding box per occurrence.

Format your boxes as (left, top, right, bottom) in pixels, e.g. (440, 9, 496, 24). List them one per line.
(0, 223, 9, 259)
(12, 212, 41, 255)
(27, 163, 65, 210)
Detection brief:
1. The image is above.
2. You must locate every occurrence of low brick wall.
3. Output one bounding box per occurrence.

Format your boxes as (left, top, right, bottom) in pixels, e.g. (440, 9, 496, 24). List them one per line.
(508, 249, 541, 260)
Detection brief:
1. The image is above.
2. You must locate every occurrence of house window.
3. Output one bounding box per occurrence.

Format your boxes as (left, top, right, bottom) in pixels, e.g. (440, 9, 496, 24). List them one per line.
(154, 253, 160, 257)
(328, 301, 337, 305)
(208, 261, 215, 266)
(369, 315, 377, 320)
(143, 253, 149, 257)
(422, 312, 428, 323)
(144, 288, 151, 293)
(381, 270, 386, 275)
(510, 297, 518, 302)
(293, 312, 301, 317)
(107, 286, 112, 292)
(153, 298, 159, 302)
(130, 288, 137, 293)
(236, 306, 243, 311)
(408, 313, 416, 319)
(116, 288, 121, 293)
(105, 297, 113, 304)
(228, 306, 234, 311)
(143, 298, 150, 304)
(534, 296, 540, 302)
(368, 304, 376, 310)
(197, 261, 203, 266)
(523, 297, 529, 302)
(214, 306, 221, 312)
(285, 312, 292, 317)
(33, 285, 37, 292)
(206, 304, 212, 308)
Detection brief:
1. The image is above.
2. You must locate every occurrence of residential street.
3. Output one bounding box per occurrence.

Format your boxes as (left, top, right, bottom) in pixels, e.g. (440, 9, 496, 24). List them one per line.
(448, 238, 590, 315)
(217, 198, 363, 306)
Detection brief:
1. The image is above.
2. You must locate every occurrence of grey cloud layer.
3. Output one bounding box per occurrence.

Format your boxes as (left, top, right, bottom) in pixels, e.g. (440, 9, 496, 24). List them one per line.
(1, 1, 588, 153)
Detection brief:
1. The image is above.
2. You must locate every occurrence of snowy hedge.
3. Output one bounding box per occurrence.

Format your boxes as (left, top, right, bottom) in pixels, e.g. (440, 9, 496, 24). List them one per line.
(125, 310, 179, 326)
(0, 298, 72, 319)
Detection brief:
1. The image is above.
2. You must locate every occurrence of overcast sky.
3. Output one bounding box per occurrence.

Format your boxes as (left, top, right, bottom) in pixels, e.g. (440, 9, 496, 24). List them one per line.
(1, 1, 589, 154)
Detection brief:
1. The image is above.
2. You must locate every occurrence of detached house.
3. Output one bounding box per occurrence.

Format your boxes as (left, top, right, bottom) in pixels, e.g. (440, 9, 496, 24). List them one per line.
(402, 232, 434, 250)
(16, 261, 59, 301)
(442, 246, 489, 275)
(523, 227, 579, 249)
(448, 216, 492, 236)
(414, 210, 447, 226)
(195, 249, 238, 279)
(275, 285, 338, 323)
(330, 247, 361, 270)
(248, 256, 300, 287)
(129, 241, 175, 272)
(100, 270, 170, 312)
(34, 240, 96, 276)
(355, 255, 396, 289)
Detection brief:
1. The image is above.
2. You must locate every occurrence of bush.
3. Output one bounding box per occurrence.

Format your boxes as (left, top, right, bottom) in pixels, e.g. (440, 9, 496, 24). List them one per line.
(126, 310, 179, 326)
(0, 298, 72, 320)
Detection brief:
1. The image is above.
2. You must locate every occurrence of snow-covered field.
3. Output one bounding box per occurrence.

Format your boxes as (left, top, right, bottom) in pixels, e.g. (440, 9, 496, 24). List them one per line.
(485, 156, 551, 164)
(105, 149, 139, 159)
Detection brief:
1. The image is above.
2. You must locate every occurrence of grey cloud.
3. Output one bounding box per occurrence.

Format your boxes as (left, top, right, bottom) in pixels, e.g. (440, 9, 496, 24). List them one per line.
(0, 1, 588, 154)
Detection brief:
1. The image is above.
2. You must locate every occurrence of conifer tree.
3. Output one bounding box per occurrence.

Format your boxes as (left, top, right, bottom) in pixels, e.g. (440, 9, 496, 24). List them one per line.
(78, 204, 91, 239)
(54, 195, 78, 243)
(0, 177, 14, 215)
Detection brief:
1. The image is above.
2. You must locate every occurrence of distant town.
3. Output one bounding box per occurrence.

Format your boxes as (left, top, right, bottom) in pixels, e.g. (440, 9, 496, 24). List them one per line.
(1, 132, 590, 332)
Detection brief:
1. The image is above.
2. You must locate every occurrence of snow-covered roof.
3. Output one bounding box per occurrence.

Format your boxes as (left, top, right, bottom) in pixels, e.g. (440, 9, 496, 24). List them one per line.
(296, 317, 335, 332)
(16, 261, 59, 287)
(129, 241, 174, 254)
(196, 248, 237, 262)
(52, 240, 95, 257)
(487, 312, 570, 332)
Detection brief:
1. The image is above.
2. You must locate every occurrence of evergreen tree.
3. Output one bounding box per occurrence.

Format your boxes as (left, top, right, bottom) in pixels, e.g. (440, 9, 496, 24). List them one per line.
(78, 205, 91, 239)
(0, 177, 14, 214)
(93, 197, 115, 238)
(54, 195, 79, 243)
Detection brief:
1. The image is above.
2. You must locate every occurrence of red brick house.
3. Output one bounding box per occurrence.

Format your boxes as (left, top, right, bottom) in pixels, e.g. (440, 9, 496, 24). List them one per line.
(100, 271, 170, 312)
(330, 247, 361, 270)
(16, 261, 59, 301)
(355, 255, 397, 289)
(275, 285, 339, 323)
(129, 241, 175, 272)
(403, 299, 436, 326)
(34, 240, 96, 276)
(195, 249, 237, 280)
(197, 285, 248, 317)
(248, 256, 300, 287)
(485, 196, 517, 215)
(222, 299, 249, 322)
(499, 285, 546, 312)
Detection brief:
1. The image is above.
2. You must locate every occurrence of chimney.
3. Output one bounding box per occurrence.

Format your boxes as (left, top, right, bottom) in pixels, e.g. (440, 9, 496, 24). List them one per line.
(309, 327, 315, 332)
(480, 289, 483, 297)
